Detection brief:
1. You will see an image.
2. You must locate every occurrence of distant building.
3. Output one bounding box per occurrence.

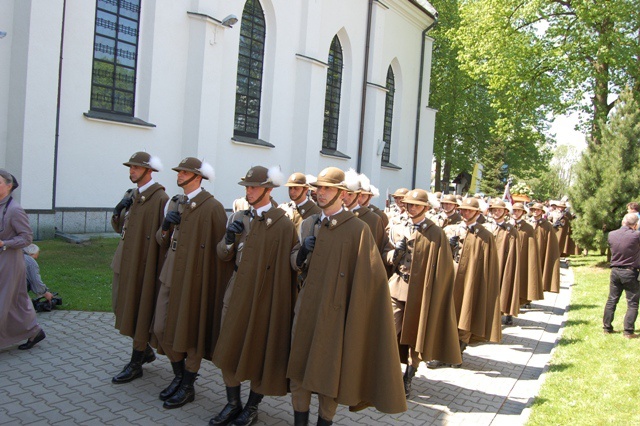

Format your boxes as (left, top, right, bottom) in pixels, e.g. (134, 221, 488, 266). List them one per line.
(0, 0, 438, 238)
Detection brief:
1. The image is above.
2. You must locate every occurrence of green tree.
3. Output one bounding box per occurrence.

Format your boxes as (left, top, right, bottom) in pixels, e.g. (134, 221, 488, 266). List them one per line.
(569, 89, 640, 250)
(455, 0, 640, 146)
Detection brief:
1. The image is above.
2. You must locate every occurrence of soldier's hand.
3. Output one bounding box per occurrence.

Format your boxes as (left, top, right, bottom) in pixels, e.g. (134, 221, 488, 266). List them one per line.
(449, 235, 460, 247)
(225, 220, 245, 244)
(114, 196, 133, 215)
(301, 236, 316, 254)
(162, 211, 181, 231)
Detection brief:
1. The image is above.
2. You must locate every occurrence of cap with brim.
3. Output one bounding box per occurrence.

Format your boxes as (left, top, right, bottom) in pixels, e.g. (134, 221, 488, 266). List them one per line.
(403, 189, 430, 207)
(123, 151, 160, 172)
(310, 167, 347, 190)
(458, 197, 480, 211)
(512, 202, 527, 211)
(239, 166, 279, 188)
(392, 188, 409, 198)
(172, 157, 209, 179)
(285, 172, 308, 187)
(441, 194, 458, 205)
(530, 202, 545, 211)
(489, 199, 508, 209)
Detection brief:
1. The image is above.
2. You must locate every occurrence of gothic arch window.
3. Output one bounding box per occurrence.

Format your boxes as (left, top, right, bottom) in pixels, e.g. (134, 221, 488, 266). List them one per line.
(322, 36, 343, 151)
(90, 0, 142, 116)
(234, 0, 266, 139)
(382, 65, 395, 164)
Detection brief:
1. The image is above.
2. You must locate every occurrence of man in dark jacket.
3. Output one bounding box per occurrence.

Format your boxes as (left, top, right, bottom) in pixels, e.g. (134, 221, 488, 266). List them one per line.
(603, 213, 640, 339)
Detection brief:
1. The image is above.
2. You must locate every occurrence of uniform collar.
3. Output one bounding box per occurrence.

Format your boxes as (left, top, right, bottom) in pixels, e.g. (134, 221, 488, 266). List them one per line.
(184, 187, 202, 201)
(137, 179, 155, 194)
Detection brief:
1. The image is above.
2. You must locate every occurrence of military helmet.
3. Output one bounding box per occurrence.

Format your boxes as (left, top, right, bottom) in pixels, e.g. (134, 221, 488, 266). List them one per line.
(392, 187, 409, 198)
(441, 194, 458, 205)
(310, 167, 347, 190)
(530, 202, 545, 211)
(511, 202, 527, 211)
(489, 199, 508, 209)
(403, 189, 430, 207)
(172, 157, 212, 179)
(239, 166, 283, 188)
(458, 197, 480, 211)
(123, 151, 161, 172)
(285, 172, 308, 187)
(550, 200, 566, 208)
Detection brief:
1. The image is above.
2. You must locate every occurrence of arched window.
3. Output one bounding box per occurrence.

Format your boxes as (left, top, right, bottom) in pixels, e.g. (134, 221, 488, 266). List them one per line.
(90, 0, 142, 116)
(234, 0, 266, 139)
(322, 36, 343, 151)
(382, 65, 395, 164)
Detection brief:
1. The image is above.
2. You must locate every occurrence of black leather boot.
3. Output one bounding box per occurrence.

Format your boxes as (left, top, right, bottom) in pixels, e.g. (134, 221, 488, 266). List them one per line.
(232, 390, 263, 426)
(143, 343, 156, 364)
(112, 349, 145, 384)
(317, 417, 333, 426)
(163, 370, 197, 409)
(159, 360, 185, 401)
(403, 365, 416, 397)
(294, 411, 310, 426)
(209, 386, 243, 425)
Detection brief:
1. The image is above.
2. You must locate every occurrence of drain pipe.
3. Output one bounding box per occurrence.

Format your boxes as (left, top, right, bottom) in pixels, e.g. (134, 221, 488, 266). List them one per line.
(52, 0, 67, 209)
(356, 0, 374, 173)
(411, 15, 438, 188)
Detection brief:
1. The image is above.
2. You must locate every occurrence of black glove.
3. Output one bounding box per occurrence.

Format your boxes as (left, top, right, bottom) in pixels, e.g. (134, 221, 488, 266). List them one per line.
(162, 211, 181, 231)
(296, 236, 316, 267)
(114, 196, 133, 215)
(225, 220, 245, 244)
(449, 235, 460, 247)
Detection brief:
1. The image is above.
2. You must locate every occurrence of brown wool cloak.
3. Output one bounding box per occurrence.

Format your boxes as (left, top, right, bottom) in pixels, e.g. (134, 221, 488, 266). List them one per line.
(288, 210, 407, 414)
(512, 221, 544, 303)
(556, 213, 580, 256)
(354, 206, 388, 255)
(155, 190, 233, 360)
(111, 183, 168, 342)
(279, 199, 321, 235)
(370, 204, 389, 229)
(533, 219, 561, 293)
(212, 208, 297, 396)
(485, 222, 520, 317)
(453, 225, 502, 343)
(401, 221, 462, 365)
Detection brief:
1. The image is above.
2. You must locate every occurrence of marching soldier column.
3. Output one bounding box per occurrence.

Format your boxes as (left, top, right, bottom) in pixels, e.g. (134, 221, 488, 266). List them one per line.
(106, 158, 564, 424)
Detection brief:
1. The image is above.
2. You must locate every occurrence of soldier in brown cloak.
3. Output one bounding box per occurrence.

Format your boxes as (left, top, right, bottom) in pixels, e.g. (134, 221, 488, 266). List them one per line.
(550, 201, 580, 257)
(510, 203, 544, 306)
(357, 176, 389, 230)
(386, 187, 409, 228)
(485, 199, 519, 325)
(279, 172, 321, 234)
(211, 166, 297, 426)
(529, 203, 561, 293)
(386, 189, 460, 396)
(153, 157, 232, 409)
(110, 152, 169, 384)
(433, 198, 500, 368)
(288, 167, 406, 426)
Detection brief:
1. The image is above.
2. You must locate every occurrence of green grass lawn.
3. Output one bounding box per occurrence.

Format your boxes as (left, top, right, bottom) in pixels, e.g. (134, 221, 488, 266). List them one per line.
(527, 254, 640, 425)
(34, 238, 118, 312)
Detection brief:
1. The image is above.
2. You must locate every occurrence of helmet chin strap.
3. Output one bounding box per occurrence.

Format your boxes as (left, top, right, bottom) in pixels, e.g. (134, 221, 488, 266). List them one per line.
(178, 173, 198, 187)
(345, 194, 358, 210)
(320, 188, 343, 210)
(249, 188, 269, 206)
(131, 168, 150, 184)
(291, 188, 306, 204)
(409, 205, 427, 219)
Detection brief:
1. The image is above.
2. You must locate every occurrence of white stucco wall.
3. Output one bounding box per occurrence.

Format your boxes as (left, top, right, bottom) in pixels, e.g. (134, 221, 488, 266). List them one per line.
(1, 0, 437, 224)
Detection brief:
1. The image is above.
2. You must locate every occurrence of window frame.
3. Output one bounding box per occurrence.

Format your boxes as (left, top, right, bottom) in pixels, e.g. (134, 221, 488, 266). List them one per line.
(321, 35, 344, 154)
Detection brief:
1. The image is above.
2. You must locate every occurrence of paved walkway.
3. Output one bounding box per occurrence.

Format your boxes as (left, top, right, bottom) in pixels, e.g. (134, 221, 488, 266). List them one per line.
(0, 265, 573, 425)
